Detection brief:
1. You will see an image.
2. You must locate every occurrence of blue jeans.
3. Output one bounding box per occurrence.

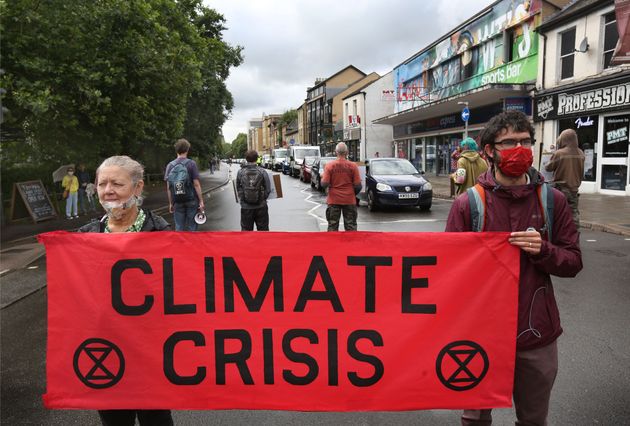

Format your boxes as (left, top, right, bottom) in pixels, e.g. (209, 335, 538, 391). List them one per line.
(65, 192, 78, 217)
(173, 199, 199, 231)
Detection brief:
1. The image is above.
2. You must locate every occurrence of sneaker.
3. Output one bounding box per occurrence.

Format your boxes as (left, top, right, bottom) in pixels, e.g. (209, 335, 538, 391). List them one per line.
(67, 216, 73, 220)
(74, 215, 79, 219)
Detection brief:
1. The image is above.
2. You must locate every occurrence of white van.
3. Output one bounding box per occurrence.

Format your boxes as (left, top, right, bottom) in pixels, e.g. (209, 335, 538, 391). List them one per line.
(288, 145, 321, 177)
(271, 148, 288, 171)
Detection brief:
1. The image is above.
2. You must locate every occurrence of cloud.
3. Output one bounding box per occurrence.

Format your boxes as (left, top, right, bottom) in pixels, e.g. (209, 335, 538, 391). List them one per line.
(207, 0, 494, 143)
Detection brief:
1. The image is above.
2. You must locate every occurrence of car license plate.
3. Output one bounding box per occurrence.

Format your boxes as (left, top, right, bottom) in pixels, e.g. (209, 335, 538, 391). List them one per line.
(398, 193, 419, 199)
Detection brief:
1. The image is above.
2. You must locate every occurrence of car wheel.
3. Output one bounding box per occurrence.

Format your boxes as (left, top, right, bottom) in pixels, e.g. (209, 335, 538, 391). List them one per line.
(310, 179, 315, 188)
(367, 190, 378, 212)
(419, 202, 432, 212)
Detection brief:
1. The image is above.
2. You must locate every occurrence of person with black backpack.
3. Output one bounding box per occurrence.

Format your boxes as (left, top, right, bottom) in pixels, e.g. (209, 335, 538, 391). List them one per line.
(236, 150, 271, 231)
(164, 138, 204, 231)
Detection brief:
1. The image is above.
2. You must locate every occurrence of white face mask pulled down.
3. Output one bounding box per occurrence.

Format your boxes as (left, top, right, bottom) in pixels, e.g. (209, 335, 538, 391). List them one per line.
(101, 195, 137, 220)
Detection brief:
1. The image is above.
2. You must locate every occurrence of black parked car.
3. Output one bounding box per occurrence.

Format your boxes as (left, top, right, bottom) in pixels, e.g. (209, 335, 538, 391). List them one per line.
(365, 158, 432, 211)
(310, 157, 337, 191)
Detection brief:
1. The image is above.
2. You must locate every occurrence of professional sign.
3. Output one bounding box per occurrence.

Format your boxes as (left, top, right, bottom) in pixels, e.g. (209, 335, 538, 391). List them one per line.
(534, 77, 630, 121)
(39, 231, 519, 411)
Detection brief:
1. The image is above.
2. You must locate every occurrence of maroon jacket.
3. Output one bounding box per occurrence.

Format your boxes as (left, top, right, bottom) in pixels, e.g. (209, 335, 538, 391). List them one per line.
(446, 168, 582, 351)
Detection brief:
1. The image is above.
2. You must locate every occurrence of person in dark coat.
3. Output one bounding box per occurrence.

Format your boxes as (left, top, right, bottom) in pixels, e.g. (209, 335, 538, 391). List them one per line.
(78, 155, 173, 426)
(545, 129, 585, 228)
(446, 111, 583, 426)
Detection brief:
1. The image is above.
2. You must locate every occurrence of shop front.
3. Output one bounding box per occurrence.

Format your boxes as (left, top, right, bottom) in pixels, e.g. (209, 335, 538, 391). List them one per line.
(343, 128, 361, 161)
(534, 73, 630, 195)
(390, 101, 510, 175)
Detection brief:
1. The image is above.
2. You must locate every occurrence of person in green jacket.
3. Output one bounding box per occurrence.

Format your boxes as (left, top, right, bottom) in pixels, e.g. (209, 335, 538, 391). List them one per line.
(454, 137, 488, 195)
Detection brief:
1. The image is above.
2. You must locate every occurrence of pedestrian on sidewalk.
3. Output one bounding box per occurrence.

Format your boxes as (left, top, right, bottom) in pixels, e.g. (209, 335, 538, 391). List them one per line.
(446, 110, 582, 426)
(453, 137, 488, 195)
(545, 129, 585, 228)
(449, 144, 462, 196)
(76, 164, 95, 214)
(78, 155, 173, 426)
(164, 138, 204, 231)
(236, 150, 271, 231)
(321, 142, 362, 232)
(61, 166, 79, 219)
(85, 182, 97, 211)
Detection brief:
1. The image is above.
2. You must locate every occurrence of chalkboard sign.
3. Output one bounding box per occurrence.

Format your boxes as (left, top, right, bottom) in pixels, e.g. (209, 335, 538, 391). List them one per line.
(10, 180, 58, 223)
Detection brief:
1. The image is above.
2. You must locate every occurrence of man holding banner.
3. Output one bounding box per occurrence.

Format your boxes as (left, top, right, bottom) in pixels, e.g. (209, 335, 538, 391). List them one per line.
(446, 110, 583, 426)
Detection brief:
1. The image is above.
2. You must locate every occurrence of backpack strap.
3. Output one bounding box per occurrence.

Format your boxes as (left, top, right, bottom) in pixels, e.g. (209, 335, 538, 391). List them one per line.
(467, 184, 486, 232)
(537, 183, 554, 241)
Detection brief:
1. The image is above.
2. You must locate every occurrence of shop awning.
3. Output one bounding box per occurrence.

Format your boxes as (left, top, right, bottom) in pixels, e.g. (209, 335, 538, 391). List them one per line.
(373, 84, 534, 126)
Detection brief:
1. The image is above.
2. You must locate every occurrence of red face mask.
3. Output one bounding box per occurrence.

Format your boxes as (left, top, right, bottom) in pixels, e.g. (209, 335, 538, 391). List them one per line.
(496, 146, 533, 177)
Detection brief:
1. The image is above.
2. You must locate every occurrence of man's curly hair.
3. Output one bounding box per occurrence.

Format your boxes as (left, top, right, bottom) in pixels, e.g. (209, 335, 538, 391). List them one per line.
(479, 110, 534, 149)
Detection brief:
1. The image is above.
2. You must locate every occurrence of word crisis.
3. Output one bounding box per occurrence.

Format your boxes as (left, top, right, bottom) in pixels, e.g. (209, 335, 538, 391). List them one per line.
(163, 328, 384, 387)
(110, 255, 438, 315)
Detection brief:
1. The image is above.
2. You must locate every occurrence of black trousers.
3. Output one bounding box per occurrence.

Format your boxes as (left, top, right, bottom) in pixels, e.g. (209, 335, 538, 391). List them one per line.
(241, 205, 269, 231)
(98, 409, 173, 426)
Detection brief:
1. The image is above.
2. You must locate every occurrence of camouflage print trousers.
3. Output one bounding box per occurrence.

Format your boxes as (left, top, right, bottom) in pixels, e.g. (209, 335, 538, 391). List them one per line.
(555, 185, 580, 229)
(326, 204, 358, 231)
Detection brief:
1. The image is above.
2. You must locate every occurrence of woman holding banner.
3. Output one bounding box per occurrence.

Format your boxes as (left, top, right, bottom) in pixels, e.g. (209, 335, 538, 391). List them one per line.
(78, 155, 173, 426)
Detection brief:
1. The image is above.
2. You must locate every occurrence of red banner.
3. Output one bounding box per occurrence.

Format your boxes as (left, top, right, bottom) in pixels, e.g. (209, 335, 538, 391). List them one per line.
(39, 231, 519, 411)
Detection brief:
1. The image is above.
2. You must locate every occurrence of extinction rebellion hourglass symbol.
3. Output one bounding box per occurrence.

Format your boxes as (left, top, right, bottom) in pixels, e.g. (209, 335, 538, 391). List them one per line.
(73, 338, 125, 389)
(436, 340, 489, 391)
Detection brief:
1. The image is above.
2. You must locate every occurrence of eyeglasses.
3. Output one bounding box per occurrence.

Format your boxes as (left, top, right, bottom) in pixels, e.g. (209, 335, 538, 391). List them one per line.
(493, 138, 534, 149)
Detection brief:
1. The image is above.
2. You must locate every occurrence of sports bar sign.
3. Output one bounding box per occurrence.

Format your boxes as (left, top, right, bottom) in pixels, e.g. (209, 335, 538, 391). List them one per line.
(39, 231, 519, 411)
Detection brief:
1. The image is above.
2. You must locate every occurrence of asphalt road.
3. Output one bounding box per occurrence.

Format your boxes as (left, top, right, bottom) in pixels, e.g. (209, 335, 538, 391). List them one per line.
(2, 170, 629, 425)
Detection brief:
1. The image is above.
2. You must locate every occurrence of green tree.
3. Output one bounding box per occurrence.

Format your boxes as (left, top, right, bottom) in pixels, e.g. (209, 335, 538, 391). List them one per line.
(0, 0, 241, 196)
(230, 133, 248, 158)
(180, 2, 242, 163)
(279, 109, 297, 128)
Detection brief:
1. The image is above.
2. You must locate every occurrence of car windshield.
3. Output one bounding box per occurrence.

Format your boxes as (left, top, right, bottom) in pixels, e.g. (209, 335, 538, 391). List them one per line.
(275, 150, 287, 158)
(304, 156, 317, 165)
(295, 148, 320, 159)
(320, 158, 335, 168)
(371, 159, 419, 175)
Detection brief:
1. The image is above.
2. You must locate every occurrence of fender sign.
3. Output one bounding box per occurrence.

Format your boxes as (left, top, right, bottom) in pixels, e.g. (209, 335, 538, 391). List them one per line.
(39, 231, 518, 411)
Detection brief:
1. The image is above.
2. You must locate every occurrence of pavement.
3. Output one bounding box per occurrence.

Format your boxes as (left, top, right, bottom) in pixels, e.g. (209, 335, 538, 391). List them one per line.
(1, 162, 629, 281)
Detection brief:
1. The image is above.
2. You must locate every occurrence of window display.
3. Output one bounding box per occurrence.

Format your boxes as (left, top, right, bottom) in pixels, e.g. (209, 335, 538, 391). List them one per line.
(558, 116, 598, 182)
(603, 115, 629, 158)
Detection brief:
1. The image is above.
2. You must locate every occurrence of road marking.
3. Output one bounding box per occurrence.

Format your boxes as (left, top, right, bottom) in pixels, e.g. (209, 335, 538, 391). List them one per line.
(27, 266, 38, 270)
(302, 188, 327, 224)
(586, 239, 597, 242)
(0, 269, 10, 276)
(300, 187, 442, 225)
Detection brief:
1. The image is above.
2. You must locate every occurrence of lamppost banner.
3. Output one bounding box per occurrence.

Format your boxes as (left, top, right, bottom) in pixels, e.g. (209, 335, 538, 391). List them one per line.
(39, 231, 519, 411)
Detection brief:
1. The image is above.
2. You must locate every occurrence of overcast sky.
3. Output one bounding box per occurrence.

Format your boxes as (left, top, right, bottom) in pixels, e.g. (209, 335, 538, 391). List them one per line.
(206, 0, 495, 144)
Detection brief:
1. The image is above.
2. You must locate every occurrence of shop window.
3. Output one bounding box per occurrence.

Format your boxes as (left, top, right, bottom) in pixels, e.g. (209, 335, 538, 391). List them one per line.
(558, 116, 598, 182)
(603, 115, 629, 158)
(494, 35, 505, 66)
(601, 165, 627, 190)
(504, 31, 514, 63)
(560, 27, 576, 80)
(603, 12, 619, 69)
